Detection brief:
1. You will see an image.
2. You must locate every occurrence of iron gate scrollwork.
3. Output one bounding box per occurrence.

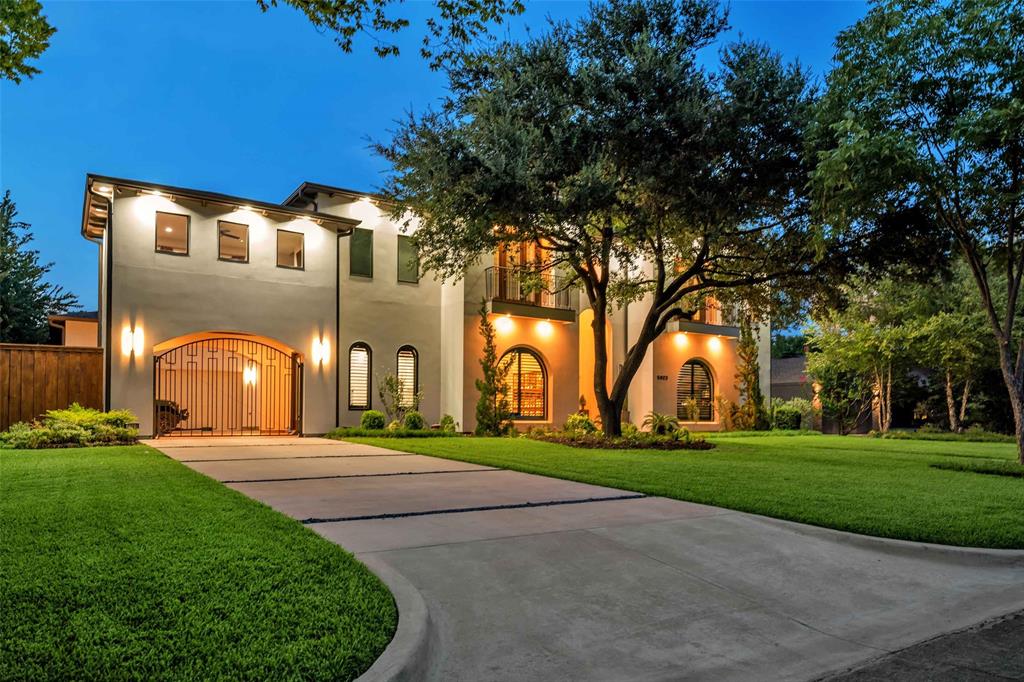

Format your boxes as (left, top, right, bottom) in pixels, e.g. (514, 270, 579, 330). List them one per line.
(154, 337, 302, 436)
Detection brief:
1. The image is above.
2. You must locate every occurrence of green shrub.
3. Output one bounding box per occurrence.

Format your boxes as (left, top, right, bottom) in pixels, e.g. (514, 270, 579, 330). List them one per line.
(438, 414, 459, 433)
(881, 428, 1013, 443)
(642, 411, 679, 435)
(771, 405, 802, 431)
(620, 421, 640, 437)
(386, 420, 403, 432)
(403, 411, 426, 430)
(564, 413, 597, 434)
(528, 429, 714, 450)
(360, 410, 387, 430)
(0, 404, 138, 449)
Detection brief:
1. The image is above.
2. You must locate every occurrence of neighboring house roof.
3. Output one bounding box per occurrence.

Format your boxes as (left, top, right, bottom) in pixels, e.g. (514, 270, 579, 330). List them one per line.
(48, 311, 99, 323)
(282, 181, 391, 210)
(81, 174, 362, 241)
(771, 356, 808, 386)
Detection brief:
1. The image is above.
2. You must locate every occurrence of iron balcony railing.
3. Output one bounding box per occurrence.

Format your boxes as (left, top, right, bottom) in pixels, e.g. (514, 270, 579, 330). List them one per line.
(485, 266, 576, 311)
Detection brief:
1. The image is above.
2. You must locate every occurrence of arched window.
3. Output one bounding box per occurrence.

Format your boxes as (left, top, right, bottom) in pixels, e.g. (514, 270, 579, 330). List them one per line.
(677, 359, 714, 421)
(397, 346, 418, 407)
(500, 348, 547, 420)
(349, 342, 371, 410)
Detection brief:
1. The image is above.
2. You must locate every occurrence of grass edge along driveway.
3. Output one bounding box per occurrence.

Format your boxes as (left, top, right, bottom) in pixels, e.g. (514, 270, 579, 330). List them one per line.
(0, 445, 396, 681)
(345, 434, 1024, 549)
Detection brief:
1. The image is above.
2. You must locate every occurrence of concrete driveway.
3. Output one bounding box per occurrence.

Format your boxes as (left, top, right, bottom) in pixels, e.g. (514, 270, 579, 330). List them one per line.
(150, 437, 1024, 681)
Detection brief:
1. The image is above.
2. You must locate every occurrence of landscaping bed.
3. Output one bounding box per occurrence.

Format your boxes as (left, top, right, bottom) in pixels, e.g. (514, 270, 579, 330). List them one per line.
(0, 404, 138, 449)
(342, 434, 1024, 548)
(528, 430, 714, 450)
(0, 445, 396, 680)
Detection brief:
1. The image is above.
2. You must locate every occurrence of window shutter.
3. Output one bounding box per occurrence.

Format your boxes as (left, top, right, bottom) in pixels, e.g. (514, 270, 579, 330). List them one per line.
(350, 228, 373, 278)
(349, 344, 370, 409)
(397, 235, 419, 283)
(397, 347, 417, 407)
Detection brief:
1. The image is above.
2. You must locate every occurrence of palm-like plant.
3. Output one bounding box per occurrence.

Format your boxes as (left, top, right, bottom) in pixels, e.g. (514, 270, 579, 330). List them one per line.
(642, 411, 679, 436)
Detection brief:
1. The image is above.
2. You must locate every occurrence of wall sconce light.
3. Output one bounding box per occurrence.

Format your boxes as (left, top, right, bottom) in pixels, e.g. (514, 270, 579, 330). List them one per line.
(536, 320, 554, 338)
(312, 337, 330, 365)
(243, 364, 258, 385)
(673, 331, 688, 349)
(708, 335, 722, 353)
(121, 326, 144, 356)
(495, 315, 514, 334)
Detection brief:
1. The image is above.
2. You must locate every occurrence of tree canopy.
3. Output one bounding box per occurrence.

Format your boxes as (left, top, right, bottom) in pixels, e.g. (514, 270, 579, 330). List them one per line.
(0, 0, 54, 84)
(0, 192, 79, 343)
(812, 0, 1024, 459)
(377, 0, 886, 434)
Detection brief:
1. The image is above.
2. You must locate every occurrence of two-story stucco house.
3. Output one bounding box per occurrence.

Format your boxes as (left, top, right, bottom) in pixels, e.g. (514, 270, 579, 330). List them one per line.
(81, 174, 770, 437)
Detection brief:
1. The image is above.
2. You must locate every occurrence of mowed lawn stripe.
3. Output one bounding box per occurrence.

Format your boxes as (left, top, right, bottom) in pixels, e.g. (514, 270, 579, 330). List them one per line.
(342, 434, 1024, 549)
(0, 445, 396, 681)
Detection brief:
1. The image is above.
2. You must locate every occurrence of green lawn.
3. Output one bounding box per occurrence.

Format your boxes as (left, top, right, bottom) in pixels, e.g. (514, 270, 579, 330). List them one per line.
(0, 446, 396, 681)
(346, 433, 1024, 549)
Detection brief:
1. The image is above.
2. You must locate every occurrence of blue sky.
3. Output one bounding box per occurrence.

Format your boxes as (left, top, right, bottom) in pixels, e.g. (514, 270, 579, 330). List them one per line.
(1, 0, 867, 307)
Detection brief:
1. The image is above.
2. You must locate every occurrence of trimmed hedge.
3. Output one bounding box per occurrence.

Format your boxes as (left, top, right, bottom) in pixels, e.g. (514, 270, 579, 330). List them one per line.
(528, 429, 714, 451)
(326, 427, 460, 439)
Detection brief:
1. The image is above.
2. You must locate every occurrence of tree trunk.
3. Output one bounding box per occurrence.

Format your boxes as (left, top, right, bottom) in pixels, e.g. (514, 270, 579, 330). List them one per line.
(591, 296, 624, 436)
(994, 341, 1024, 464)
(944, 370, 960, 433)
(958, 379, 971, 430)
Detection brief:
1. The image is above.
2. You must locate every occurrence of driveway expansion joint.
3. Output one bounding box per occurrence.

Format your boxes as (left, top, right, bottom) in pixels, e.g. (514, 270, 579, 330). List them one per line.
(300, 493, 648, 524)
(223, 468, 503, 484)
(179, 453, 419, 463)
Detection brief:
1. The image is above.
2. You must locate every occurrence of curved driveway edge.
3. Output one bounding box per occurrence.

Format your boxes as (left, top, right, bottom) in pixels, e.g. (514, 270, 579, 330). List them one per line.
(355, 555, 438, 682)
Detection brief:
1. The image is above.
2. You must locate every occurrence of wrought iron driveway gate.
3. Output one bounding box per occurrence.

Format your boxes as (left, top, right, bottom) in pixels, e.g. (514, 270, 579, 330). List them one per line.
(154, 337, 302, 437)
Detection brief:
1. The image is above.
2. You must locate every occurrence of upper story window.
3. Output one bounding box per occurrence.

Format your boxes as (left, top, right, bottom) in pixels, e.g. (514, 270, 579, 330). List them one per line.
(155, 212, 189, 256)
(277, 229, 304, 269)
(218, 221, 248, 263)
(499, 348, 547, 420)
(349, 342, 371, 410)
(397, 346, 418, 407)
(397, 235, 419, 283)
(350, 227, 373, 278)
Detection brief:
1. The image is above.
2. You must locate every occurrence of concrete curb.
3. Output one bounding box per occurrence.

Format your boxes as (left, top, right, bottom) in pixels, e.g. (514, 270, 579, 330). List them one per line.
(356, 554, 439, 682)
(747, 513, 1024, 567)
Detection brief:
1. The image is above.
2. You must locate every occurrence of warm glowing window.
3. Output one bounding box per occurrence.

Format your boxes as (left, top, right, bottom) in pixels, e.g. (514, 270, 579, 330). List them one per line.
(397, 346, 418, 407)
(500, 348, 546, 420)
(218, 221, 248, 263)
(677, 359, 714, 421)
(155, 212, 189, 255)
(349, 343, 371, 410)
(277, 229, 304, 269)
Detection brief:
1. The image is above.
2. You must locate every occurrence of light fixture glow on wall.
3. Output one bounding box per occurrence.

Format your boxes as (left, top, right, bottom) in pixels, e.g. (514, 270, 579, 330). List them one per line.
(536, 320, 554, 338)
(673, 331, 688, 348)
(495, 315, 514, 334)
(243, 364, 258, 385)
(121, 326, 144, 357)
(312, 337, 330, 365)
(708, 335, 722, 353)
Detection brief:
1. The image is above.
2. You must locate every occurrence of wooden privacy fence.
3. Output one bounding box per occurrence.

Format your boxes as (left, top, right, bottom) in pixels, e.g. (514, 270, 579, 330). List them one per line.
(0, 344, 104, 431)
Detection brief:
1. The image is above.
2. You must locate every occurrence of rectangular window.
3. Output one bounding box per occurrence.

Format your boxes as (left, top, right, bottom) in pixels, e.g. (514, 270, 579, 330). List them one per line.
(218, 221, 248, 263)
(155, 212, 189, 255)
(397, 234, 419, 283)
(277, 229, 304, 269)
(350, 227, 373, 278)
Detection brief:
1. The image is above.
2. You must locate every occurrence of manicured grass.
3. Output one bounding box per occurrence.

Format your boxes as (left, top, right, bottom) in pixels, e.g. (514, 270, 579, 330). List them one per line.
(345, 434, 1024, 549)
(0, 446, 396, 680)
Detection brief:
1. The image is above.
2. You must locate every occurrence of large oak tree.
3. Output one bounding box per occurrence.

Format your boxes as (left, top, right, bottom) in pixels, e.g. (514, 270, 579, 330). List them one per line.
(377, 0, 849, 435)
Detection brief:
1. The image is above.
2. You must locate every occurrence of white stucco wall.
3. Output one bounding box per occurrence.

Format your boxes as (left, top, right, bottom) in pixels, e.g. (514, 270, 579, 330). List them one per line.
(107, 192, 339, 435)
(316, 194, 445, 426)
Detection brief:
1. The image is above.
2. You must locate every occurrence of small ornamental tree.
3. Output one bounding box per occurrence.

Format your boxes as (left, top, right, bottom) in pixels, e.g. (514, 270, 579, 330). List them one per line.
(0, 192, 78, 343)
(474, 300, 511, 436)
(734, 315, 768, 430)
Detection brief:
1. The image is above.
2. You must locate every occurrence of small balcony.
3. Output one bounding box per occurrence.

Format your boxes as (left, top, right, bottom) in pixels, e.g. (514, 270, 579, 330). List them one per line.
(669, 301, 740, 337)
(485, 266, 577, 321)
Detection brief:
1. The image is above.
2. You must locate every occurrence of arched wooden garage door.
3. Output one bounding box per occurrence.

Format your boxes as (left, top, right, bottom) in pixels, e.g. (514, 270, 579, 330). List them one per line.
(154, 337, 302, 436)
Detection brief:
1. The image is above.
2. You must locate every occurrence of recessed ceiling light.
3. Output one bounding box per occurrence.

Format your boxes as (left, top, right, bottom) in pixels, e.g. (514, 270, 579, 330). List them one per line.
(164, 227, 173, 233)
